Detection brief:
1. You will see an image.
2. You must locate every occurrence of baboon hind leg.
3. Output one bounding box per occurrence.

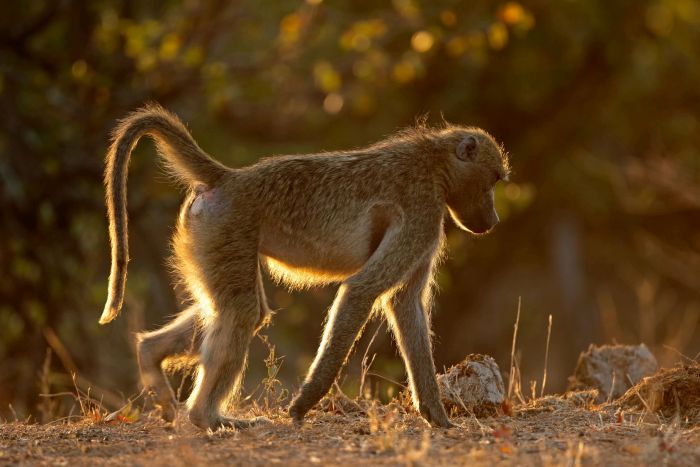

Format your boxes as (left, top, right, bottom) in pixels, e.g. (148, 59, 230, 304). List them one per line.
(384, 261, 453, 428)
(137, 304, 201, 421)
(186, 247, 266, 430)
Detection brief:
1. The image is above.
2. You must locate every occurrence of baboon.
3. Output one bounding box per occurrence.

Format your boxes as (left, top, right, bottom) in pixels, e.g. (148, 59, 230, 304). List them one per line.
(100, 104, 509, 430)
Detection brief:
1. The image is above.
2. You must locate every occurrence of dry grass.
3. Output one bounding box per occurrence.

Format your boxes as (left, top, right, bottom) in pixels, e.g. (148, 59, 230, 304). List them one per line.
(7, 361, 700, 466)
(5, 389, 700, 466)
(7, 312, 700, 464)
(617, 364, 700, 423)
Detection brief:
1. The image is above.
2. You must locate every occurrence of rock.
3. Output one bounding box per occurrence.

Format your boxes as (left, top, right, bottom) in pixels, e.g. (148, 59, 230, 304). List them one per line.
(567, 343, 658, 402)
(437, 354, 506, 417)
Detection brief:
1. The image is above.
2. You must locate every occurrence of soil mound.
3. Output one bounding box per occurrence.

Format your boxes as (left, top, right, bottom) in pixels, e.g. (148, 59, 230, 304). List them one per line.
(617, 364, 700, 423)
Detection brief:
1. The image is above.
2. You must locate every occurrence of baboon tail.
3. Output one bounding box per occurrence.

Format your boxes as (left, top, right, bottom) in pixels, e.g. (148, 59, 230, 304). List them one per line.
(100, 103, 229, 324)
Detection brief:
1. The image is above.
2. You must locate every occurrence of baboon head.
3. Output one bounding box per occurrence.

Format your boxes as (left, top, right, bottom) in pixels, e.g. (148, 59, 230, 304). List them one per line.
(442, 128, 509, 234)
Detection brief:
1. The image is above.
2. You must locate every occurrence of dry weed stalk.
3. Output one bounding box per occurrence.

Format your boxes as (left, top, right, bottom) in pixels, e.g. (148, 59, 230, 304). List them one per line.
(541, 314, 553, 398)
(71, 373, 106, 421)
(366, 401, 400, 452)
(359, 320, 384, 399)
(43, 326, 122, 409)
(507, 297, 521, 402)
(254, 334, 288, 414)
(365, 401, 429, 458)
(606, 372, 617, 404)
(511, 351, 526, 404)
(403, 430, 431, 464)
(38, 348, 58, 423)
(175, 328, 200, 405)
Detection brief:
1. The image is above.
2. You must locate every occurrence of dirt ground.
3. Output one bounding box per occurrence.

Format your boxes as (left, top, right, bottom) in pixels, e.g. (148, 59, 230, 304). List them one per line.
(2, 395, 700, 467)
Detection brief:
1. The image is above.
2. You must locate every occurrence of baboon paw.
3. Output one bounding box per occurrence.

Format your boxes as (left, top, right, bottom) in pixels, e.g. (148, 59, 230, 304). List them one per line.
(142, 389, 177, 422)
(157, 401, 177, 423)
(143, 388, 177, 422)
(188, 411, 215, 430)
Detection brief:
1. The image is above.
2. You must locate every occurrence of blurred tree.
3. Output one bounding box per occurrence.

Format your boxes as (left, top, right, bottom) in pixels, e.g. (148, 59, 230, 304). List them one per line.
(0, 0, 698, 417)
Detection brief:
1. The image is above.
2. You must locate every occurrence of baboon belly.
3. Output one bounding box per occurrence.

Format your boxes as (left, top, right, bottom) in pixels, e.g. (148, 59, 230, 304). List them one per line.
(259, 222, 373, 278)
(259, 201, 396, 283)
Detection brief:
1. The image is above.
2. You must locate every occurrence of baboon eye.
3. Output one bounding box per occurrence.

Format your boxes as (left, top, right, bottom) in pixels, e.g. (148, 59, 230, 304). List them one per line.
(456, 136, 477, 161)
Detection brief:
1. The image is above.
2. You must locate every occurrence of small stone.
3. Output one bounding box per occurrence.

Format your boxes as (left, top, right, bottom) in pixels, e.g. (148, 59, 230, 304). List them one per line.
(437, 354, 506, 417)
(567, 343, 657, 402)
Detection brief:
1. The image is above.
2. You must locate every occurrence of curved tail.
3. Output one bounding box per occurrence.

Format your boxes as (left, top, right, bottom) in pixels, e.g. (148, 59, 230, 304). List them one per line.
(100, 103, 229, 324)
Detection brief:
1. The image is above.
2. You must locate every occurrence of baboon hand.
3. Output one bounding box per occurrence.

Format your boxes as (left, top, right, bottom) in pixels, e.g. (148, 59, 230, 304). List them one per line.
(288, 399, 308, 425)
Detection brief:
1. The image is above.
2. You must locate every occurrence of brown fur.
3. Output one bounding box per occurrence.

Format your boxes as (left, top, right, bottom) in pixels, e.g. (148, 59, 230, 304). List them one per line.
(101, 103, 509, 430)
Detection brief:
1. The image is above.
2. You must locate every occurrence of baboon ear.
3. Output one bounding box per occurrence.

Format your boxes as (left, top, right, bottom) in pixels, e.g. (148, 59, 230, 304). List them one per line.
(456, 136, 478, 161)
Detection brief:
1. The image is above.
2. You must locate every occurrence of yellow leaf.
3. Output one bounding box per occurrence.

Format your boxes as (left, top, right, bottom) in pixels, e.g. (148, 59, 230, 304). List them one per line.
(488, 22, 508, 50)
(411, 31, 434, 53)
(314, 61, 341, 92)
(105, 403, 140, 424)
(159, 33, 181, 61)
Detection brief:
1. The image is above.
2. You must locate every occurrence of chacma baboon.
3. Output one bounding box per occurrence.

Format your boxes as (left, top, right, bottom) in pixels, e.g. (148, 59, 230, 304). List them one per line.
(100, 104, 509, 430)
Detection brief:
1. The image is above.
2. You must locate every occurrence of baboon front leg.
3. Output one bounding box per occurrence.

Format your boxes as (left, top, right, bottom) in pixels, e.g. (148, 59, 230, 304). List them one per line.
(385, 262, 453, 428)
(137, 305, 200, 421)
(289, 217, 441, 424)
(288, 284, 375, 422)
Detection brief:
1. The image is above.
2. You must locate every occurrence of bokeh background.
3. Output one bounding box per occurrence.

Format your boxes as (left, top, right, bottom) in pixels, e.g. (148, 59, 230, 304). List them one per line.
(2, 0, 699, 420)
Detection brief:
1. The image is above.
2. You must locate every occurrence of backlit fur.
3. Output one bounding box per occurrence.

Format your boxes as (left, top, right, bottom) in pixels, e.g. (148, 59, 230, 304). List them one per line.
(102, 104, 509, 430)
